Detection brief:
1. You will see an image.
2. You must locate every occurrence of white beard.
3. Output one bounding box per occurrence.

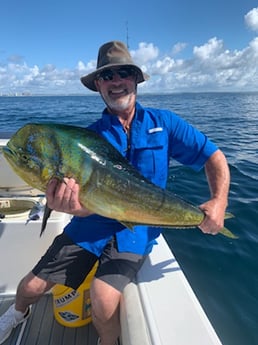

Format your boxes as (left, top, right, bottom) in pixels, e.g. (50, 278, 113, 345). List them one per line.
(101, 87, 137, 114)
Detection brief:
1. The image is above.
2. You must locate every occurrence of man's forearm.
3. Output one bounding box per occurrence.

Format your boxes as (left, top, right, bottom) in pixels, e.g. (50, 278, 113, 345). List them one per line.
(204, 149, 230, 208)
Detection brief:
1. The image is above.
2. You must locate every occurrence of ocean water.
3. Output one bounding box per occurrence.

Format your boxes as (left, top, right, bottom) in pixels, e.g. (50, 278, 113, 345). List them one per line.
(0, 93, 257, 345)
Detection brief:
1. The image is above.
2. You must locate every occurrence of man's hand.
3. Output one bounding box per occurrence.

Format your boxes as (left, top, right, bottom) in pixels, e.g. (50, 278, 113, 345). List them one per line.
(46, 178, 92, 217)
(198, 198, 227, 235)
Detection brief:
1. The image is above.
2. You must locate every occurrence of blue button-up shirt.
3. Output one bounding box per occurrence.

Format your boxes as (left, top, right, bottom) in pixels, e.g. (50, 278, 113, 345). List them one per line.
(64, 102, 218, 256)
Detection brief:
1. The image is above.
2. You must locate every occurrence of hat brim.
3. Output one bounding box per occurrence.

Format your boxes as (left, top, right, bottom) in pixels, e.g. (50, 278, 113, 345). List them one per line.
(80, 63, 149, 91)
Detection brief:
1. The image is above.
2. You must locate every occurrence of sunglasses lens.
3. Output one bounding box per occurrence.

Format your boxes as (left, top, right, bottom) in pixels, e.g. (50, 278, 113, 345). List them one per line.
(98, 68, 136, 81)
(117, 68, 133, 79)
(99, 70, 114, 81)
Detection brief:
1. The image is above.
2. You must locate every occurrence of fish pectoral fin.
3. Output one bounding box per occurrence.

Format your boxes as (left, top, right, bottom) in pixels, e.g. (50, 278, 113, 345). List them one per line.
(40, 204, 53, 237)
(120, 221, 137, 231)
(219, 226, 238, 239)
(51, 172, 65, 183)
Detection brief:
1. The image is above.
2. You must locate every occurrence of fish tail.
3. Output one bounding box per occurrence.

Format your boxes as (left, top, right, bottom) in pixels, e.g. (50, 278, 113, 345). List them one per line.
(219, 226, 238, 239)
(224, 212, 234, 219)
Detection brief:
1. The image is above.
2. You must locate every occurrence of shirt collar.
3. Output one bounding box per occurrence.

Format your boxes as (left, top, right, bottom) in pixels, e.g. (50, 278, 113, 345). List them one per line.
(101, 102, 144, 128)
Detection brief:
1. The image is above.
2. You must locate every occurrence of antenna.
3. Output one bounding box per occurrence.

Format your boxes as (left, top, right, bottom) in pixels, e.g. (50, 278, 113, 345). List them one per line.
(126, 21, 129, 49)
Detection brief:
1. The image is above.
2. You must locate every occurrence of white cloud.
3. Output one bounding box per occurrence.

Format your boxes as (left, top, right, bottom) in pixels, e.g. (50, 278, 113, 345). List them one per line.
(245, 7, 258, 32)
(171, 42, 187, 56)
(0, 61, 80, 95)
(130, 42, 159, 64)
(249, 36, 258, 53)
(77, 59, 96, 73)
(154, 57, 176, 74)
(143, 35, 258, 93)
(193, 37, 224, 60)
(1, 11, 258, 95)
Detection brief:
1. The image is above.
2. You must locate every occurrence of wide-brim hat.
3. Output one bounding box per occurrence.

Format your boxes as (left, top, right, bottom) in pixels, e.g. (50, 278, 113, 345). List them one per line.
(80, 41, 149, 91)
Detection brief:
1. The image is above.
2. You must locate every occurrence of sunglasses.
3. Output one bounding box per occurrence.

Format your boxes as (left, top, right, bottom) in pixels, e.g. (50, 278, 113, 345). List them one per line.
(96, 67, 137, 81)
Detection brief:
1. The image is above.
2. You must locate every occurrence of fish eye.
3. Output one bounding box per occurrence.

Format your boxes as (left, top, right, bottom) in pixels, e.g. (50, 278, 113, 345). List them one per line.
(21, 154, 28, 162)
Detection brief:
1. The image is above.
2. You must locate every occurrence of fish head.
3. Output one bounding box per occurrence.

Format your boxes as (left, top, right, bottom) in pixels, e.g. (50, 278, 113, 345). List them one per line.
(3, 123, 61, 191)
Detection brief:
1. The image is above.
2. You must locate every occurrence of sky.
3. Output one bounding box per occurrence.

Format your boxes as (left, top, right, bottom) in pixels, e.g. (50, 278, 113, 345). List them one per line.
(1, 0, 258, 95)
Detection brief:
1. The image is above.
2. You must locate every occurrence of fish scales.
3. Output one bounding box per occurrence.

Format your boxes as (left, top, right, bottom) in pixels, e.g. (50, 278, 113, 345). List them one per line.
(3, 123, 236, 238)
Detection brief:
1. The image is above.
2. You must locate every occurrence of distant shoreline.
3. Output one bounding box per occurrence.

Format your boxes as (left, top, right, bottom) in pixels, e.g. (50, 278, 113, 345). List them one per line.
(1, 90, 258, 97)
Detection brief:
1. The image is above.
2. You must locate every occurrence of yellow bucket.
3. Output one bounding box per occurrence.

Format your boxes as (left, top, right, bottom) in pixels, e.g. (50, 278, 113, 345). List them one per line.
(52, 262, 98, 327)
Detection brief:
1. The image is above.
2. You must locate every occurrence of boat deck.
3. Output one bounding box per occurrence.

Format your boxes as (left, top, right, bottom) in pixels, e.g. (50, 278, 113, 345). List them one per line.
(0, 294, 99, 345)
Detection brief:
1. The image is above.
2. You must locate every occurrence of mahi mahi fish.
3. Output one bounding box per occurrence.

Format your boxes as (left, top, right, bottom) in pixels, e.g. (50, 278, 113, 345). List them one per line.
(3, 123, 235, 238)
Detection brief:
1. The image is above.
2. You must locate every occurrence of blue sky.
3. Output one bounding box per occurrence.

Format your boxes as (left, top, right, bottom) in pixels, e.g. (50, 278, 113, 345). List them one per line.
(1, 0, 258, 95)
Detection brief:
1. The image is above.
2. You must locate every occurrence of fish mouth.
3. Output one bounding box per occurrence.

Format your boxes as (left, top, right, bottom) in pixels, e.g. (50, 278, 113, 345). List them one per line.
(2, 145, 18, 166)
(2, 145, 14, 158)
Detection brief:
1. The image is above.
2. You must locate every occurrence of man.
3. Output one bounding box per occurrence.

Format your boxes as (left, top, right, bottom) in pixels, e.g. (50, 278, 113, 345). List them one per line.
(0, 41, 230, 345)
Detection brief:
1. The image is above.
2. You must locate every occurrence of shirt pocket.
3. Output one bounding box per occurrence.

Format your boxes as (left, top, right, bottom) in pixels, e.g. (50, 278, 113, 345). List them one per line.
(133, 130, 168, 184)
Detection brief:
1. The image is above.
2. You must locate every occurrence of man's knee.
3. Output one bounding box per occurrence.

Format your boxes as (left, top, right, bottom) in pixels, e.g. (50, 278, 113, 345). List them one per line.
(17, 272, 53, 296)
(90, 278, 121, 322)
